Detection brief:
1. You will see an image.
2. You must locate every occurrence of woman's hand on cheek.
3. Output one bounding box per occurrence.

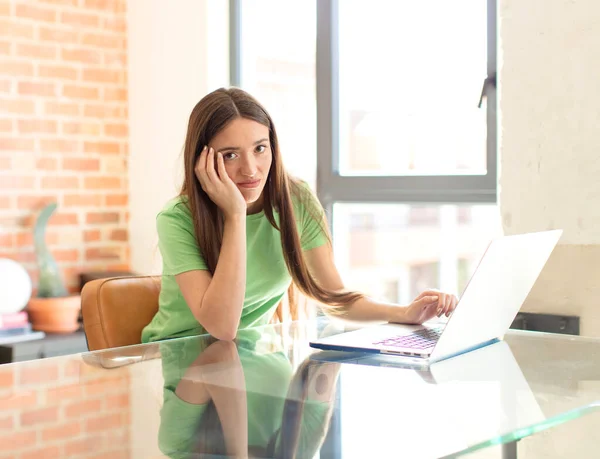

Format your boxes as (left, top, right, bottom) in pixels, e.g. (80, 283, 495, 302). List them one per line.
(195, 146, 247, 219)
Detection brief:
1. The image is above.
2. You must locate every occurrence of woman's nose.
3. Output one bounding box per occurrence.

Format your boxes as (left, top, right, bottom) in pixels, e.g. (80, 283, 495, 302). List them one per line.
(240, 156, 257, 177)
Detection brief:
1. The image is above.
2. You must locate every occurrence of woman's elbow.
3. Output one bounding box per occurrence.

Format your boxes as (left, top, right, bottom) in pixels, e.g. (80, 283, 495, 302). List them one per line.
(193, 310, 238, 341)
(198, 318, 238, 341)
(209, 327, 237, 341)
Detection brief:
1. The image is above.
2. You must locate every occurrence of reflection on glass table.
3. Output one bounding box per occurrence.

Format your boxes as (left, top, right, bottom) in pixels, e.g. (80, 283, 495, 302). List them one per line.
(1, 318, 599, 458)
(156, 328, 338, 458)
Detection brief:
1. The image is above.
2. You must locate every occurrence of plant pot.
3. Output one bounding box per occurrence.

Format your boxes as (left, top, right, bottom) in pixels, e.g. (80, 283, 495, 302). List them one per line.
(27, 295, 81, 333)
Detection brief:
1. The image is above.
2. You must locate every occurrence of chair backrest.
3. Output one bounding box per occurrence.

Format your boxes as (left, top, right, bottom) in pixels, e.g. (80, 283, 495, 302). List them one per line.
(82, 276, 160, 351)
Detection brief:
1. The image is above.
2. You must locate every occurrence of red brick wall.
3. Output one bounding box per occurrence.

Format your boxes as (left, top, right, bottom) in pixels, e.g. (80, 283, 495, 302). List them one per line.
(0, 0, 129, 294)
(0, 356, 131, 458)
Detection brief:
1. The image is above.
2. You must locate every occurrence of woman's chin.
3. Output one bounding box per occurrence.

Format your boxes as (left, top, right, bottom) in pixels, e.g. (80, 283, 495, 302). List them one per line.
(242, 190, 264, 212)
(240, 188, 263, 202)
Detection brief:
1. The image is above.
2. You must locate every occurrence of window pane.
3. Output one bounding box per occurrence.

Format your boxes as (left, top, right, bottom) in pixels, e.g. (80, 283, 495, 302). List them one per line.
(332, 204, 501, 303)
(338, 1, 487, 176)
(240, 0, 317, 186)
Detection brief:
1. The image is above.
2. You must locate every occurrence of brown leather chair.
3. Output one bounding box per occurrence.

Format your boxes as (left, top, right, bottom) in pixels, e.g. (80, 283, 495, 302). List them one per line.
(82, 276, 161, 351)
(81, 275, 305, 351)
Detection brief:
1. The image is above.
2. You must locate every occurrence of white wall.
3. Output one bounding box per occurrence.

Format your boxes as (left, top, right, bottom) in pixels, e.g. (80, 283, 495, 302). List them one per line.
(499, 0, 600, 336)
(499, 1, 600, 456)
(127, 1, 228, 457)
(499, 0, 600, 245)
(128, 0, 229, 276)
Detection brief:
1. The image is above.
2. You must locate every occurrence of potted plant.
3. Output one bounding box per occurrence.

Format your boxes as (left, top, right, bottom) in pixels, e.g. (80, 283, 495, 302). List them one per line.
(27, 203, 81, 333)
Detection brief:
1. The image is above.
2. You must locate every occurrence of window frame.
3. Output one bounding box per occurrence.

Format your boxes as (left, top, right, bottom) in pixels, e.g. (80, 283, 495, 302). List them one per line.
(229, 0, 498, 223)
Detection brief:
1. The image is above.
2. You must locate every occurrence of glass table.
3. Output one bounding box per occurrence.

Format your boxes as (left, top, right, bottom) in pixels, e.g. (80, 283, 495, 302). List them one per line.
(0, 318, 599, 458)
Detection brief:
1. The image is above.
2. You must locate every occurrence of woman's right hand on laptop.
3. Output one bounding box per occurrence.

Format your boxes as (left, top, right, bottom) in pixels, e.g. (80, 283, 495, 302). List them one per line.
(390, 289, 458, 325)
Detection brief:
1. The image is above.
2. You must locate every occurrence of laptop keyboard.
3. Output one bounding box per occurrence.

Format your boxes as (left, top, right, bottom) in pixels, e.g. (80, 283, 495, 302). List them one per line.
(373, 327, 443, 350)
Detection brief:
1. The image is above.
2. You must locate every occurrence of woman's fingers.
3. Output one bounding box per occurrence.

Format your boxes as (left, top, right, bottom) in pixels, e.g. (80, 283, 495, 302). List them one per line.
(435, 293, 446, 317)
(424, 301, 440, 321)
(419, 297, 439, 322)
(205, 147, 218, 185)
(195, 146, 207, 174)
(435, 293, 443, 317)
(195, 146, 209, 188)
(447, 295, 458, 317)
(418, 295, 438, 309)
(216, 151, 232, 184)
(410, 290, 459, 322)
(414, 289, 439, 301)
(447, 295, 453, 316)
(415, 289, 460, 319)
(437, 294, 458, 317)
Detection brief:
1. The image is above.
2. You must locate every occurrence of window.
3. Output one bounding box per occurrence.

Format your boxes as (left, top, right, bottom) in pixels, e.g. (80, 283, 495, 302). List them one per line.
(338, 1, 488, 177)
(333, 203, 500, 304)
(232, 0, 317, 187)
(316, 0, 497, 211)
(231, 0, 499, 301)
(316, 0, 499, 302)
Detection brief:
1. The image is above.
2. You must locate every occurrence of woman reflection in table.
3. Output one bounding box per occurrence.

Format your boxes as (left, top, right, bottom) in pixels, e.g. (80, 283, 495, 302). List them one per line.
(158, 328, 340, 458)
(141, 87, 458, 345)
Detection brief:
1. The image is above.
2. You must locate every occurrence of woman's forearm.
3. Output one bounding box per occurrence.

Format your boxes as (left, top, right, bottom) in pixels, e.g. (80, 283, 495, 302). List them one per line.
(198, 216, 247, 340)
(209, 374, 248, 459)
(201, 343, 248, 458)
(178, 341, 248, 458)
(339, 296, 405, 323)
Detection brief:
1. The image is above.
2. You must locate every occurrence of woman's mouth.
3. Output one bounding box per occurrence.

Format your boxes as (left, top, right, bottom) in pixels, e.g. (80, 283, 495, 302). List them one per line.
(237, 179, 261, 189)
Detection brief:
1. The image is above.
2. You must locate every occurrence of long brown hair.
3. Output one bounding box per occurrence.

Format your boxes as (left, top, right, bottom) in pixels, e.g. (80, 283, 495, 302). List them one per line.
(180, 87, 362, 311)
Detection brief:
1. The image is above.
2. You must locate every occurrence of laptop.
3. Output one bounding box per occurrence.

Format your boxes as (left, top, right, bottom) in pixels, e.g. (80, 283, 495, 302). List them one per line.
(310, 229, 562, 364)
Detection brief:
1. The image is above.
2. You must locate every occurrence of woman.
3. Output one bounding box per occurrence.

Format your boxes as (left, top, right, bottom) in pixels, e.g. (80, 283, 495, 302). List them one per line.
(141, 87, 457, 343)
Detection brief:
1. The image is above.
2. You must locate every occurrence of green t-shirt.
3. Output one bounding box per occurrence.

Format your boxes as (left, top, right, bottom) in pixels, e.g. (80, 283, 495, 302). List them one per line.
(141, 183, 328, 343)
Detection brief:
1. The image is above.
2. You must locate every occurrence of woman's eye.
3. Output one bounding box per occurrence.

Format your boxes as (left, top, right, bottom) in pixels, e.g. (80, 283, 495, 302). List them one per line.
(256, 145, 267, 154)
(223, 152, 237, 161)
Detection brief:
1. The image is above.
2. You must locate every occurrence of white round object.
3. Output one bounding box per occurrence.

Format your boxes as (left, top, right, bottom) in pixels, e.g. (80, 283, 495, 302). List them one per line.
(0, 258, 33, 315)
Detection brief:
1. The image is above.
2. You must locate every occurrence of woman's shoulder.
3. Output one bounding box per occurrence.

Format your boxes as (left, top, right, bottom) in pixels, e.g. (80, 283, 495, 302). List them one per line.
(156, 196, 195, 236)
(289, 179, 323, 214)
(158, 195, 191, 220)
(289, 178, 312, 196)
(290, 179, 316, 203)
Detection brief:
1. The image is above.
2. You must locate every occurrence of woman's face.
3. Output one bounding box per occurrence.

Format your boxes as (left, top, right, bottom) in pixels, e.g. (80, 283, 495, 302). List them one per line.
(209, 118, 273, 214)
